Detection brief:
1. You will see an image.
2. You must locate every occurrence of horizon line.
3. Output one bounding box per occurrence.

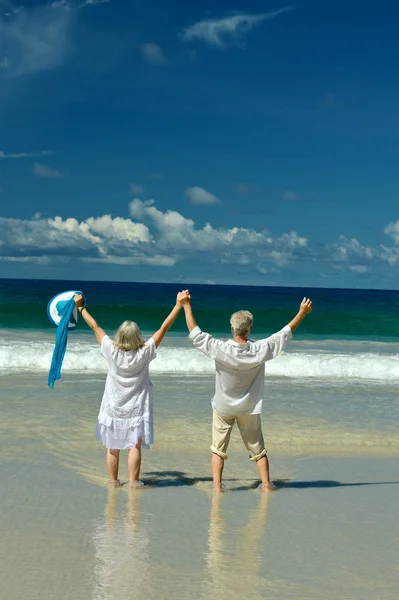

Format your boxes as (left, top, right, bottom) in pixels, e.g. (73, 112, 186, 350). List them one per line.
(0, 275, 398, 293)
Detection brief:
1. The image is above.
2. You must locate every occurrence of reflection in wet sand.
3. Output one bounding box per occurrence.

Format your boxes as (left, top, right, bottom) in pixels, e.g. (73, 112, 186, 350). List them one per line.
(204, 492, 270, 599)
(93, 488, 150, 600)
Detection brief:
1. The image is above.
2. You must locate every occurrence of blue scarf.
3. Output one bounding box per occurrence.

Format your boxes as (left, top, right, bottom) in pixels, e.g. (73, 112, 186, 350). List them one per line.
(48, 291, 85, 388)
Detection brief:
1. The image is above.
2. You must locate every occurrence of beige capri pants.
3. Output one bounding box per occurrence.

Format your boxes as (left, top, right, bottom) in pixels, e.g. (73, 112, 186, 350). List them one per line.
(211, 412, 267, 462)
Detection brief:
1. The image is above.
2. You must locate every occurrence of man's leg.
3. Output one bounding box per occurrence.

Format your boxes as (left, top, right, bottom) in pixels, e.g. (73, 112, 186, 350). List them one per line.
(210, 413, 234, 489)
(255, 455, 271, 487)
(211, 452, 224, 488)
(236, 415, 273, 491)
(107, 448, 120, 486)
(128, 439, 142, 485)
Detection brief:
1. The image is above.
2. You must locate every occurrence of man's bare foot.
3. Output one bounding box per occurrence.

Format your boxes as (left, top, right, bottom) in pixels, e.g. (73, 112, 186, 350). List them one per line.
(210, 482, 225, 493)
(258, 481, 276, 492)
(130, 480, 144, 489)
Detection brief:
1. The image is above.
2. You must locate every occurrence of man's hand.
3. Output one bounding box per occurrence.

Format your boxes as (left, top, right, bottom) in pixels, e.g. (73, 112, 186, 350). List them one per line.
(287, 297, 313, 333)
(299, 297, 312, 315)
(74, 293, 84, 308)
(177, 290, 191, 307)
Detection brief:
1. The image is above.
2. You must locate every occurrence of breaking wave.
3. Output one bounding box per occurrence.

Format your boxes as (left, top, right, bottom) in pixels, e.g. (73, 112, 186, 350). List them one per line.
(1, 339, 399, 380)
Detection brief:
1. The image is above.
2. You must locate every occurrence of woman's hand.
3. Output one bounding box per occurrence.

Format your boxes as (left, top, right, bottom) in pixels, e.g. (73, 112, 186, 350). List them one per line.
(299, 297, 312, 315)
(177, 290, 191, 307)
(74, 293, 84, 308)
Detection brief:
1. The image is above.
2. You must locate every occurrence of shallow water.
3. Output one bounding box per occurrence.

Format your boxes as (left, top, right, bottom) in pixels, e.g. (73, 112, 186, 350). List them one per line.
(2, 370, 399, 459)
(1, 445, 398, 600)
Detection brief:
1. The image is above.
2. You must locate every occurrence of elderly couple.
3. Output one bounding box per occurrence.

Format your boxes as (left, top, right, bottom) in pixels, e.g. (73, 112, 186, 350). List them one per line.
(74, 291, 312, 491)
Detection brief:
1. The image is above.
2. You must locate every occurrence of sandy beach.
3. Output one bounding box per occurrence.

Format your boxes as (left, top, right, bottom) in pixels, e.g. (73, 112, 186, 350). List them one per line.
(1, 370, 398, 600)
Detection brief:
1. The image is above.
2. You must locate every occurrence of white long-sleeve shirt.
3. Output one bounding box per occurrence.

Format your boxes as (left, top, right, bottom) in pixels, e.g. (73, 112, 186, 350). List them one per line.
(189, 325, 292, 416)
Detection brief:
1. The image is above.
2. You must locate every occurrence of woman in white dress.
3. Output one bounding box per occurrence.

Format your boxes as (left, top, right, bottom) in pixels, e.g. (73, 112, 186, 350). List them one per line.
(73, 291, 187, 487)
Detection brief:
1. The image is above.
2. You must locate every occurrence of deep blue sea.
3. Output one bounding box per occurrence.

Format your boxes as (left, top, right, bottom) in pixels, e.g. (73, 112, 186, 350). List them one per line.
(1, 278, 399, 339)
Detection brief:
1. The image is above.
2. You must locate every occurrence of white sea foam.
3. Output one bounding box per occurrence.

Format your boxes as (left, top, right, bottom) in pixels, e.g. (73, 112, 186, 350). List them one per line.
(1, 338, 399, 380)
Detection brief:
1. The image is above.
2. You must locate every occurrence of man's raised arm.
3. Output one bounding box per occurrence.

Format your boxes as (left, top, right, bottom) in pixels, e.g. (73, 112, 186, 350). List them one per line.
(255, 297, 313, 363)
(176, 289, 196, 332)
(179, 291, 223, 359)
(287, 297, 313, 332)
(183, 298, 197, 332)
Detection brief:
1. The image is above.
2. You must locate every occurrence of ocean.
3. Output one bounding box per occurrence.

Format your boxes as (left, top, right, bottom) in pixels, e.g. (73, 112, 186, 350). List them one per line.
(1, 278, 398, 599)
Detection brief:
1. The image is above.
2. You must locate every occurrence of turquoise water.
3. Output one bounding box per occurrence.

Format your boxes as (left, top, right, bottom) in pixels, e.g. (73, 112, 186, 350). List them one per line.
(2, 278, 399, 339)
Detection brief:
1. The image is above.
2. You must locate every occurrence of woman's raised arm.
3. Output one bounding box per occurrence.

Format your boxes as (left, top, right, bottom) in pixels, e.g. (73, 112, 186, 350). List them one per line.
(151, 291, 189, 348)
(74, 294, 107, 345)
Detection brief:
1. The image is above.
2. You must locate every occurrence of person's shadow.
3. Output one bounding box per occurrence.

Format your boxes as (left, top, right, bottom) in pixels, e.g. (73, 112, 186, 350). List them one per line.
(141, 471, 399, 491)
(280, 479, 399, 489)
(232, 479, 399, 491)
(141, 470, 213, 487)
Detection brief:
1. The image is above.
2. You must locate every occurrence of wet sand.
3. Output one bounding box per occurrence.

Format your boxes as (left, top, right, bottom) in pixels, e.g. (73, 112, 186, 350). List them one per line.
(1, 445, 399, 598)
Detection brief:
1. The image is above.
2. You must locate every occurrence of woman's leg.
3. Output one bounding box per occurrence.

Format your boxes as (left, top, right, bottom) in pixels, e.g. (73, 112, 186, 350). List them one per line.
(107, 448, 120, 485)
(128, 439, 142, 484)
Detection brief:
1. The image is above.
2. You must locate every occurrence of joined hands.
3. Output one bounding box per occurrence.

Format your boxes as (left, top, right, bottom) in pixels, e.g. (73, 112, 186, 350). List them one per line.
(177, 290, 191, 307)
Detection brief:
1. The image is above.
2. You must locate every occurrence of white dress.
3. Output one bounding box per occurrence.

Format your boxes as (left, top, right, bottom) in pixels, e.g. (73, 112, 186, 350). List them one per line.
(95, 335, 157, 450)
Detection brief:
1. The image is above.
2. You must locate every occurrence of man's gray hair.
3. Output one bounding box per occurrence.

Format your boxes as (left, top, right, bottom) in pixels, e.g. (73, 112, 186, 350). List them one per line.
(114, 320, 145, 351)
(230, 310, 253, 337)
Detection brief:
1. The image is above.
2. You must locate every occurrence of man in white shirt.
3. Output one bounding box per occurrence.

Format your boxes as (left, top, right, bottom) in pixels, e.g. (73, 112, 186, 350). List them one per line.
(181, 293, 312, 491)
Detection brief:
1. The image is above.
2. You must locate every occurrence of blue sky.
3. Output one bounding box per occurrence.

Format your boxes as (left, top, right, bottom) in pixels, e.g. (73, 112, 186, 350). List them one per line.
(1, 0, 399, 288)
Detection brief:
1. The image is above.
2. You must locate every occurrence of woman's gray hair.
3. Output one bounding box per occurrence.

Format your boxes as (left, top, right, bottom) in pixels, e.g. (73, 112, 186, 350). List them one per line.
(114, 321, 145, 351)
(230, 310, 253, 337)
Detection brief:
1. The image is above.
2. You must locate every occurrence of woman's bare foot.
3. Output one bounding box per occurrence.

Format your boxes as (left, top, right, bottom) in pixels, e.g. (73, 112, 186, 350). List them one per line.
(109, 479, 121, 488)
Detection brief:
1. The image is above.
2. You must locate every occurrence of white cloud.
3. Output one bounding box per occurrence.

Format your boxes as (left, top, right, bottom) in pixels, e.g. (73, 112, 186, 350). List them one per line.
(49, 214, 151, 246)
(0, 255, 50, 264)
(140, 43, 166, 65)
(180, 7, 292, 48)
(280, 231, 307, 248)
(128, 199, 288, 258)
(0, 213, 155, 265)
(185, 186, 220, 205)
(384, 220, 399, 244)
(1, 199, 307, 271)
(331, 234, 399, 268)
(349, 265, 368, 273)
(130, 182, 144, 195)
(0, 2, 74, 76)
(82, 254, 175, 267)
(81, 0, 110, 5)
(33, 162, 64, 178)
(333, 236, 378, 262)
(3, 201, 399, 279)
(0, 150, 53, 159)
